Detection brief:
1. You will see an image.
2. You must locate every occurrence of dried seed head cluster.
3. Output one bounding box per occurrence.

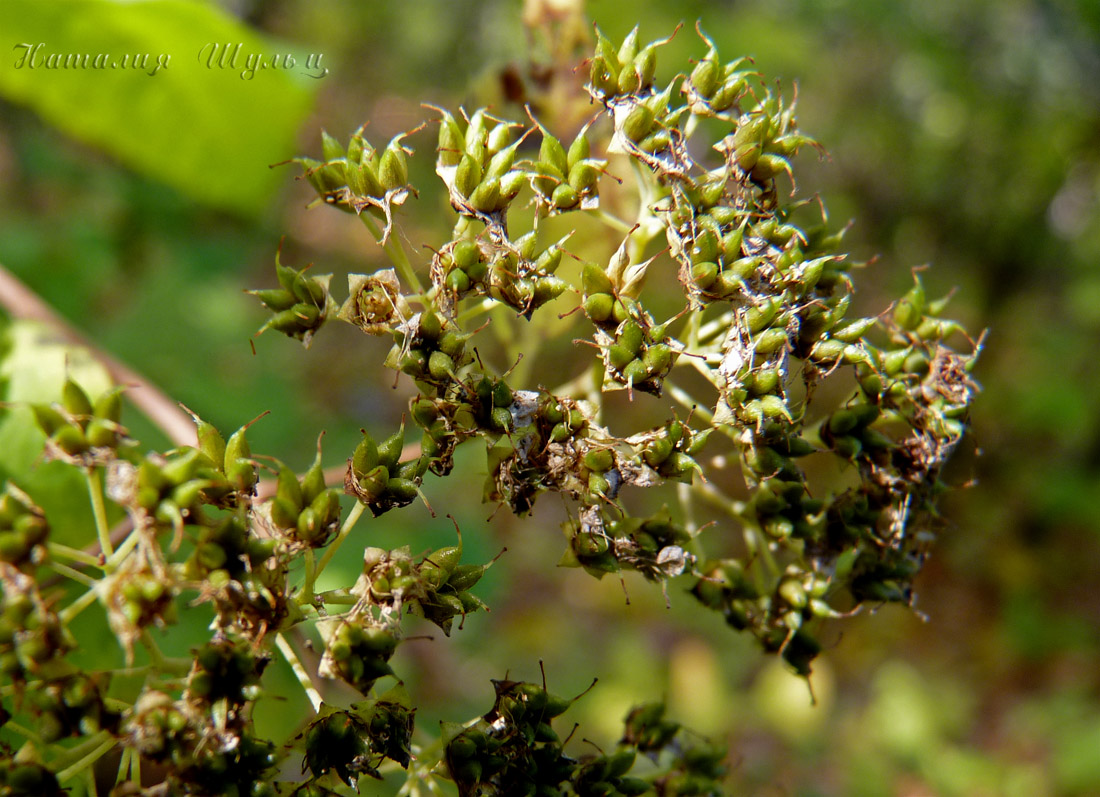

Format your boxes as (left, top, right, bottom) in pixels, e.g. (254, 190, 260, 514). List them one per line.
(0, 22, 979, 795)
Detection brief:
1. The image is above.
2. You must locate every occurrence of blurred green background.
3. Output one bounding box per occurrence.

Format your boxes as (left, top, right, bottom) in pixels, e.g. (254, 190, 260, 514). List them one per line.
(2, 0, 1099, 794)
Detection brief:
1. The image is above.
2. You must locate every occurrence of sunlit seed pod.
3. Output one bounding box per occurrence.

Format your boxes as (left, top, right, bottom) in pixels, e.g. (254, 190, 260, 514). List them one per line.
(639, 129, 671, 153)
(470, 178, 504, 212)
(622, 103, 656, 142)
(540, 130, 569, 177)
(690, 228, 720, 265)
(582, 262, 614, 295)
(746, 298, 779, 333)
(622, 358, 649, 385)
(827, 409, 859, 436)
(883, 348, 910, 376)
(833, 317, 877, 343)
(533, 276, 566, 306)
(550, 421, 571, 443)
(310, 489, 341, 525)
(53, 424, 89, 455)
(352, 431, 380, 477)
(485, 406, 510, 433)
(860, 428, 895, 450)
(486, 122, 514, 155)
(357, 465, 390, 503)
(643, 344, 673, 375)
(751, 153, 791, 182)
(445, 268, 471, 294)
(588, 472, 611, 497)
(436, 113, 465, 167)
(690, 58, 720, 99)
(568, 160, 600, 193)
(604, 343, 633, 371)
(894, 277, 926, 330)
(377, 425, 406, 471)
(810, 338, 847, 362)
(904, 351, 930, 375)
(399, 349, 427, 377)
(451, 240, 480, 271)
(584, 293, 615, 324)
(618, 320, 644, 355)
(749, 368, 780, 396)
(643, 437, 673, 468)
(378, 143, 408, 191)
(62, 377, 94, 418)
(455, 154, 482, 198)
(589, 54, 619, 96)
(617, 62, 641, 94)
(552, 183, 579, 209)
(567, 130, 590, 171)
(734, 141, 761, 172)
(583, 448, 614, 473)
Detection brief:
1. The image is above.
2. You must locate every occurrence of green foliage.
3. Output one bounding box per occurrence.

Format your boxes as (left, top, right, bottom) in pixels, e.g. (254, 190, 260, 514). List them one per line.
(0, 0, 316, 215)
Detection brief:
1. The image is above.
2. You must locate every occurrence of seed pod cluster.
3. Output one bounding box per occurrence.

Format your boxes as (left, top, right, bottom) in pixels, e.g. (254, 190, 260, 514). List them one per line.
(0, 575, 74, 684)
(587, 25, 668, 101)
(184, 636, 268, 709)
(319, 617, 399, 694)
(31, 379, 127, 465)
(0, 486, 48, 571)
(101, 555, 179, 659)
(384, 310, 475, 391)
(250, 251, 337, 347)
(597, 314, 681, 397)
(28, 673, 121, 743)
(526, 121, 607, 213)
(264, 438, 342, 548)
(433, 107, 527, 226)
(683, 25, 755, 117)
(345, 422, 427, 516)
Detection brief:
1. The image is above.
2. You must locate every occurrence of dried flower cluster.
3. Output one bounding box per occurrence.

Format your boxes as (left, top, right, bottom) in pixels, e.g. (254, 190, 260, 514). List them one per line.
(0, 22, 979, 796)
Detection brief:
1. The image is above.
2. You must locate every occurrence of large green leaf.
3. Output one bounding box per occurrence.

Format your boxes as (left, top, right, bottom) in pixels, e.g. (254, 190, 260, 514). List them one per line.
(0, 0, 319, 215)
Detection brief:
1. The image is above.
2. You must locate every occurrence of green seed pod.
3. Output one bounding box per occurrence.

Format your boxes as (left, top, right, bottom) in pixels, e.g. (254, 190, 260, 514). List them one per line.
(378, 140, 408, 191)
(352, 430, 380, 477)
(93, 387, 124, 423)
(448, 562, 490, 592)
(746, 297, 780, 333)
(270, 494, 299, 529)
(568, 160, 600, 193)
(622, 103, 655, 142)
(618, 320, 644, 355)
(470, 178, 503, 212)
(643, 437, 673, 467)
(62, 377, 94, 417)
(53, 423, 89, 455)
(385, 477, 419, 503)
(489, 406, 513, 432)
(833, 435, 863, 458)
(691, 261, 719, 290)
(583, 448, 614, 472)
(377, 424, 406, 471)
(690, 227, 720, 265)
(428, 350, 454, 381)
(617, 61, 641, 94)
(275, 463, 304, 514)
(634, 44, 658, 88)
(552, 183, 579, 209)
(894, 276, 926, 330)
(492, 380, 513, 408)
(622, 358, 649, 385)
(455, 153, 482, 198)
(643, 344, 673, 375)
(691, 57, 720, 99)
(567, 130, 590, 171)
(540, 130, 569, 178)
(83, 418, 116, 448)
(584, 292, 615, 323)
(588, 471, 611, 497)
(582, 262, 614, 295)
(589, 54, 619, 96)
(30, 403, 67, 436)
(356, 465, 390, 502)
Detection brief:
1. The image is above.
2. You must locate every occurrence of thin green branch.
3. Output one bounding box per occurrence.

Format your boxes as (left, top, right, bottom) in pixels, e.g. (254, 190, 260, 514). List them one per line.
(56, 735, 117, 785)
(59, 582, 101, 623)
(85, 467, 113, 559)
(313, 500, 367, 581)
(275, 632, 323, 713)
(47, 541, 104, 569)
(49, 561, 98, 589)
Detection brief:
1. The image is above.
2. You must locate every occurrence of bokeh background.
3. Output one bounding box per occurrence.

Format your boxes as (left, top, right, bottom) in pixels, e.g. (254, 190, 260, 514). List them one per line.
(2, 0, 1099, 794)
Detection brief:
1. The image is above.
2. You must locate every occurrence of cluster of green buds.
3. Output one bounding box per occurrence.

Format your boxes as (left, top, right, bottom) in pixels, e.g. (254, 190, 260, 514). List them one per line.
(263, 436, 342, 548)
(0, 485, 48, 571)
(292, 127, 414, 243)
(30, 378, 126, 464)
(384, 309, 474, 390)
(0, 569, 73, 684)
(299, 687, 414, 789)
(587, 25, 668, 100)
(431, 232, 569, 317)
(184, 636, 268, 709)
(249, 252, 337, 347)
(441, 677, 726, 797)
(526, 120, 608, 214)
(683, 26, 755, 117)
(563, 505, 696, 588)
(123, 689, 279, 797)
(28, 674, 120, 743)
(345, 420, 426, 516)
(433, 107, 528, 224)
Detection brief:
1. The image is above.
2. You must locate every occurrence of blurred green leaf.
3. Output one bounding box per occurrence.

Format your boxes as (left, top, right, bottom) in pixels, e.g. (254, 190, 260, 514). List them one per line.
(0, 0, 317, 215)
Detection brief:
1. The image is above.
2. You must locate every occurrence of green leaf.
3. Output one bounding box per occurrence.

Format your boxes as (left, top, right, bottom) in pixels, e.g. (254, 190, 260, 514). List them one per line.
(0, 0, 318, 216)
